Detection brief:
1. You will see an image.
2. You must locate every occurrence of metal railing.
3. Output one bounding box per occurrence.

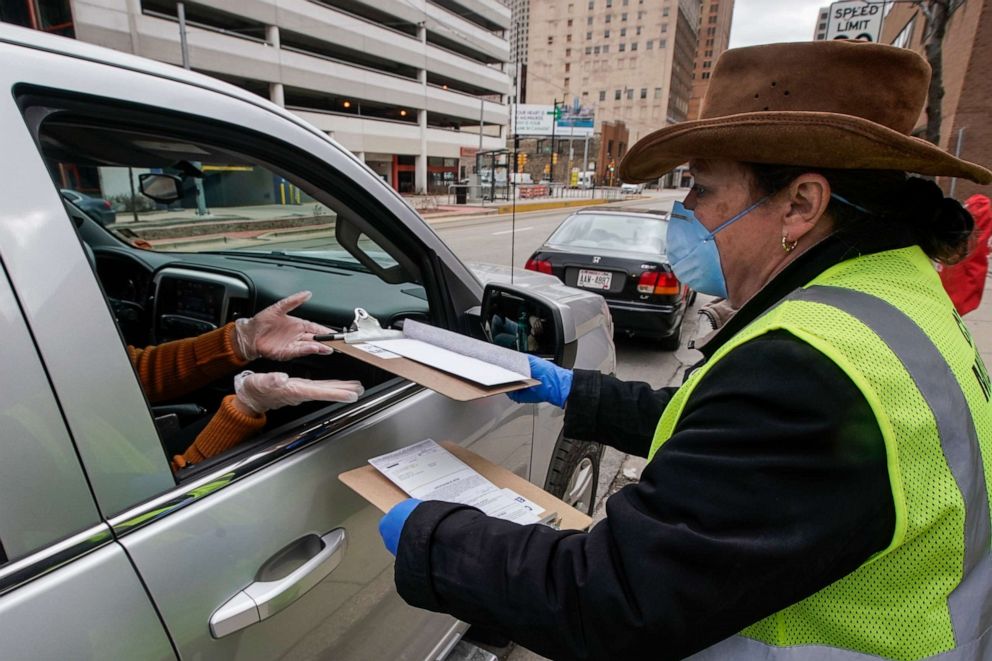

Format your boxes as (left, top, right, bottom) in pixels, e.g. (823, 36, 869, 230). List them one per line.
(445, 183, 636, 205)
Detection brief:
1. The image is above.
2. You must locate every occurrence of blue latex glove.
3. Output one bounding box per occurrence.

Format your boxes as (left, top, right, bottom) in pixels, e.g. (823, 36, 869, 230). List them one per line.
(508, 355, 573, 408)
(379, 498, 422, 556)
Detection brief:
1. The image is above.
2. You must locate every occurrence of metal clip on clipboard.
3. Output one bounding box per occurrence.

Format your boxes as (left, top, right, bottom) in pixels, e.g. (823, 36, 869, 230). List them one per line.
(312, 308, 404, 344)
(344, 308, 403, 344)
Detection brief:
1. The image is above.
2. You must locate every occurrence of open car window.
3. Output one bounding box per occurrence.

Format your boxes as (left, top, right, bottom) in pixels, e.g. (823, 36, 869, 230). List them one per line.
(32, 105, 432, 483)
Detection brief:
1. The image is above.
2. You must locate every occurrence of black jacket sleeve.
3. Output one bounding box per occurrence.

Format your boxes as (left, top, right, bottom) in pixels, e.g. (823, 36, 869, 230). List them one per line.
(394, 333, 896, 660)
(563, 369, 677, 456)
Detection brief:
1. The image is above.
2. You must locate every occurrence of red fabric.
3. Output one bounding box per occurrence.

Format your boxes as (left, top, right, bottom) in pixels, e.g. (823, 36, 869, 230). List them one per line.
(939, 195, 992, 316)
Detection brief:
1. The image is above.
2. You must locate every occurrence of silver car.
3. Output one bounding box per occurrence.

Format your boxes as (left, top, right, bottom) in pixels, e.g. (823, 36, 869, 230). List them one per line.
(0, 24, 614, 660)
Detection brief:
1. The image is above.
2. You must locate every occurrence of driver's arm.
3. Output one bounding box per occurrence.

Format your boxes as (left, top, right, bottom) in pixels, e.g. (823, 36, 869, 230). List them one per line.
(127, 323, 248, 403)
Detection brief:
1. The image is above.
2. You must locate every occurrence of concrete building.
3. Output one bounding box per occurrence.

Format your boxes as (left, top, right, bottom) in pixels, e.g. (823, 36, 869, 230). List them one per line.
(505, 0, 529, 103)
(687, 0, 733, 120)
(813, 5, 829, 40)
(524, 0, 701, 145)
(1, 0, 513, 195)
(879, 0, 992, 201)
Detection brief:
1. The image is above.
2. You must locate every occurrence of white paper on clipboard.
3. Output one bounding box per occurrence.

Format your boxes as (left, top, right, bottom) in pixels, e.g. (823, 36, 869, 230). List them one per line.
(367, 338, 530, 386)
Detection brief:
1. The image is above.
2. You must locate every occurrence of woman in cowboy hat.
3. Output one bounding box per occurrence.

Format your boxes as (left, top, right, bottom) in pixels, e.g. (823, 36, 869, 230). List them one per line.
(379, 41, 992, 660)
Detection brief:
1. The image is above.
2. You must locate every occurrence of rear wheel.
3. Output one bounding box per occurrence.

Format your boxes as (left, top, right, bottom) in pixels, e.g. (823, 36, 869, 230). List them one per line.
(544, 434, 603, 515)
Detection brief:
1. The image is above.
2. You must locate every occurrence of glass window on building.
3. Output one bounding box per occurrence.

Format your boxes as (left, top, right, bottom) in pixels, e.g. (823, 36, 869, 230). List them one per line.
(615, 89, 622, 100)
(626, 88, 634, 100)
(619, 42, 625, 52)
(640, 88, 647, 99)
(654, 87, 662, 98)
(600, 90, 607, 101)
(631, 41, 638, 51)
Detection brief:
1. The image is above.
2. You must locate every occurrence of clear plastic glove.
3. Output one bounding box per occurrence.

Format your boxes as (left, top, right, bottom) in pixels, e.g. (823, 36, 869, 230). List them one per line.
(234, 370, 365, 414)
(235, 291, 334, 361)
(507, 354, 573, 409)
(379, 498, 422, 556)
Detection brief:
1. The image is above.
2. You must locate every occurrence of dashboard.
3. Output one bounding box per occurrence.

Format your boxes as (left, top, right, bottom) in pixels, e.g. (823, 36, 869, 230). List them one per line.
(153, 268, 250, 342)
(89, 247, 431, 346)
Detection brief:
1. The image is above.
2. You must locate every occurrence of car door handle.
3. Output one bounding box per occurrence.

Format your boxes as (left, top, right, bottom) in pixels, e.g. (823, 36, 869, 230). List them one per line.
(209, 528, 347, 638)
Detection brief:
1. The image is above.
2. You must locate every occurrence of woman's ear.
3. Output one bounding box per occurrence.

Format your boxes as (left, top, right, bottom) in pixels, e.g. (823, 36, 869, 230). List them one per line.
(782, 173, 831, 241)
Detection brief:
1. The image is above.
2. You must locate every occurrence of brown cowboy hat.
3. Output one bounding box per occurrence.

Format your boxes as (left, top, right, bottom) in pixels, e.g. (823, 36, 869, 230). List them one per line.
(620, 40, 992, 185)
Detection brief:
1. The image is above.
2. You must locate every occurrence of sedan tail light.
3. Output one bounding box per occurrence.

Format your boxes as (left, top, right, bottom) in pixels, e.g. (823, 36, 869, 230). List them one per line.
(525, 258, 553, 274)
(638, 270, 680, 295)
(102, 200, 112, 209)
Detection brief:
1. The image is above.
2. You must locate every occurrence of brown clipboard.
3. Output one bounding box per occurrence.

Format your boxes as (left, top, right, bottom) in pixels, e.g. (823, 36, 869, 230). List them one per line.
(339, 441, 593, 531)
(327, 340, 538, 402)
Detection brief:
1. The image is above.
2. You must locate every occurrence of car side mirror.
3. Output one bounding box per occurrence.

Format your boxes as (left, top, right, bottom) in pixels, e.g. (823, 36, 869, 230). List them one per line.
(138, 173, 182, 203)
(481, 283, 568, 365)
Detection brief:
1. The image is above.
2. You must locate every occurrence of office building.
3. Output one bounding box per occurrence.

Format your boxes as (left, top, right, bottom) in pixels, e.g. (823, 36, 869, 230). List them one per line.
(813, 5, 829, 40)
(1, 0, 513, 194)
(687, 0, 733, 119)
(880, 0, 991, 200)
(524, 0, 701, 145)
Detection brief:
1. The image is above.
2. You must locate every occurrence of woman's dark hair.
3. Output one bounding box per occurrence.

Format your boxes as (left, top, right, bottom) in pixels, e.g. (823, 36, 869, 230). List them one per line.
(744, 163, 975, 265)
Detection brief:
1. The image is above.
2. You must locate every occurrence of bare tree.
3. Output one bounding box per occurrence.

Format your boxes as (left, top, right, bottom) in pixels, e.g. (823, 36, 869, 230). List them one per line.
(912, 0, 953, 145)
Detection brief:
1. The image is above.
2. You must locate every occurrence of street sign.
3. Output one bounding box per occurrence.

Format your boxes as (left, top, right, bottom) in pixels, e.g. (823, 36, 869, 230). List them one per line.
(825, 0, 884, 42)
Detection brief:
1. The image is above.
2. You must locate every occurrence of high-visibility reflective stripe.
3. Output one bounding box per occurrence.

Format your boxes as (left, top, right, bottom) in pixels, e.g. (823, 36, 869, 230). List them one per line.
(688, 285, 992, 660)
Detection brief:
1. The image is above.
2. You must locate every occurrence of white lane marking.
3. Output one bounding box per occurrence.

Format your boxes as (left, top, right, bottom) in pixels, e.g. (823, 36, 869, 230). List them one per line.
(492, 226, 534, 236)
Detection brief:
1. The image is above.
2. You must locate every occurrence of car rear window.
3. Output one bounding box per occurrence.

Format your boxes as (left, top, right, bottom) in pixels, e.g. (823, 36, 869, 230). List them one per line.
(548, 213, 667, 253)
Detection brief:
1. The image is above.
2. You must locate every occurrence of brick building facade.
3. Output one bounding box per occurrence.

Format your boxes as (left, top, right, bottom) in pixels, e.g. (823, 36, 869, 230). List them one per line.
(688, 0, 734, 120)
(880, 0, 992, 200)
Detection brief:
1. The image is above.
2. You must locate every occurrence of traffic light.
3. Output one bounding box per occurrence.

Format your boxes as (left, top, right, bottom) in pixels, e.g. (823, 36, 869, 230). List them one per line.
(516, 152, 528, 172)
(552, 153, 559, 165)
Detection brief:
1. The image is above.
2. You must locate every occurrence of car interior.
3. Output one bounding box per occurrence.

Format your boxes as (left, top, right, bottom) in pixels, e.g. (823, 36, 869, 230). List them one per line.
(23, 92, 452, 481)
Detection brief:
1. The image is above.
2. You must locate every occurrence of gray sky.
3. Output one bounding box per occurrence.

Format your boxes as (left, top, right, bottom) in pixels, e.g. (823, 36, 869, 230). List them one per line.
(729, 0, 827, 48)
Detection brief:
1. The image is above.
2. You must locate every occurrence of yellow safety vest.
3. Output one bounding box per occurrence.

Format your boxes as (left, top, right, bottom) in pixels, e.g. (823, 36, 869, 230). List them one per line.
(650, 247, 992, 660)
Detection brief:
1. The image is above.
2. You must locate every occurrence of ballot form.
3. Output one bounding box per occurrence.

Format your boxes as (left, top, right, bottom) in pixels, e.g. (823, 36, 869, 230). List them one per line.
(368, 439, 543, 524)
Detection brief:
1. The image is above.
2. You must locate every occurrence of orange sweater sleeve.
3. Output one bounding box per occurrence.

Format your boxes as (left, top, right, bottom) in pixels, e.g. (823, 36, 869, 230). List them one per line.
(171, 395, 267, 471)
(128, 323, 248, 403)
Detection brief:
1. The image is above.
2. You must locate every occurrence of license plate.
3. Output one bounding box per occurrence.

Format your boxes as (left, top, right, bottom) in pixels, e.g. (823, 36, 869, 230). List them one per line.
(577, 269, 612, 290)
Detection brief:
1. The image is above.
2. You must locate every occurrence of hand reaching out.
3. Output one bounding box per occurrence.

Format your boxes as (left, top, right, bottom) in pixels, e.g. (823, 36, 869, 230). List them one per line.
(234, 371, 365, 414)
(235, 291, 334, 361)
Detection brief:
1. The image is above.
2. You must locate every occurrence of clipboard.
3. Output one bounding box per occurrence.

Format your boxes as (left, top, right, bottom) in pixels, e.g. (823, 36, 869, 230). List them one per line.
(339, 441, 593, 531)
(328, 340, 539, 402)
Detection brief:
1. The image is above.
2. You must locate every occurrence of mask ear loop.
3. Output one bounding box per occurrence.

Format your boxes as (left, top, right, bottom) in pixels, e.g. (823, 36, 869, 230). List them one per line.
(703, 194, 772, 241)
(830, 193, 874, 216)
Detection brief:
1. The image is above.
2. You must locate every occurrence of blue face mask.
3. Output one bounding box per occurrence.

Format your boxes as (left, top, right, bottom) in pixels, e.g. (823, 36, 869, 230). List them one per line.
(667, 196, 769, 299)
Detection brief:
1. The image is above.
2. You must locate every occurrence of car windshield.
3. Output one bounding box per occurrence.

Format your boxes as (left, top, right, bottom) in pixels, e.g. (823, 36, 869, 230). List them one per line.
(547, 213, 667, 253)
(41, 123, 397, 270)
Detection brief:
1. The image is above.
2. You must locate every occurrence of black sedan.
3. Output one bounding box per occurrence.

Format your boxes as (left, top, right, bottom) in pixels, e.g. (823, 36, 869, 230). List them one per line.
(525, 207, 693, 349)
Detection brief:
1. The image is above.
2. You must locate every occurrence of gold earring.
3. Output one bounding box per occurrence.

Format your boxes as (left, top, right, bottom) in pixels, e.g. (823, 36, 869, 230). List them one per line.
(782, 234, 798, 252)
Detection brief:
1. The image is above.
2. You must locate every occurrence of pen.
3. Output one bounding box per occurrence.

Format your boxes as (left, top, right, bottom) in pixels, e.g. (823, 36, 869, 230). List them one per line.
(313, 332, 346, 342)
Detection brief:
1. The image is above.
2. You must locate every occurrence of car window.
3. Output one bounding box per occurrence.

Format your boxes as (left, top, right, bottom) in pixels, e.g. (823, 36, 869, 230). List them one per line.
(29, 103, 433, 483)
(548, 213, 667, 253)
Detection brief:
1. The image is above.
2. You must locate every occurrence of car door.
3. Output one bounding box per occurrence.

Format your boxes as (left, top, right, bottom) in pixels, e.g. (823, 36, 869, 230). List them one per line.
(2, 37, 533, 659)
(0, 261, 174, 658)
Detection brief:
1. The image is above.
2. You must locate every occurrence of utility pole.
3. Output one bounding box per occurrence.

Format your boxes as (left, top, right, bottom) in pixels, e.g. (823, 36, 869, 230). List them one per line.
(549, 98, 559, 184)
(177, 2, 190, 70)
(177, 3, 208, 215)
